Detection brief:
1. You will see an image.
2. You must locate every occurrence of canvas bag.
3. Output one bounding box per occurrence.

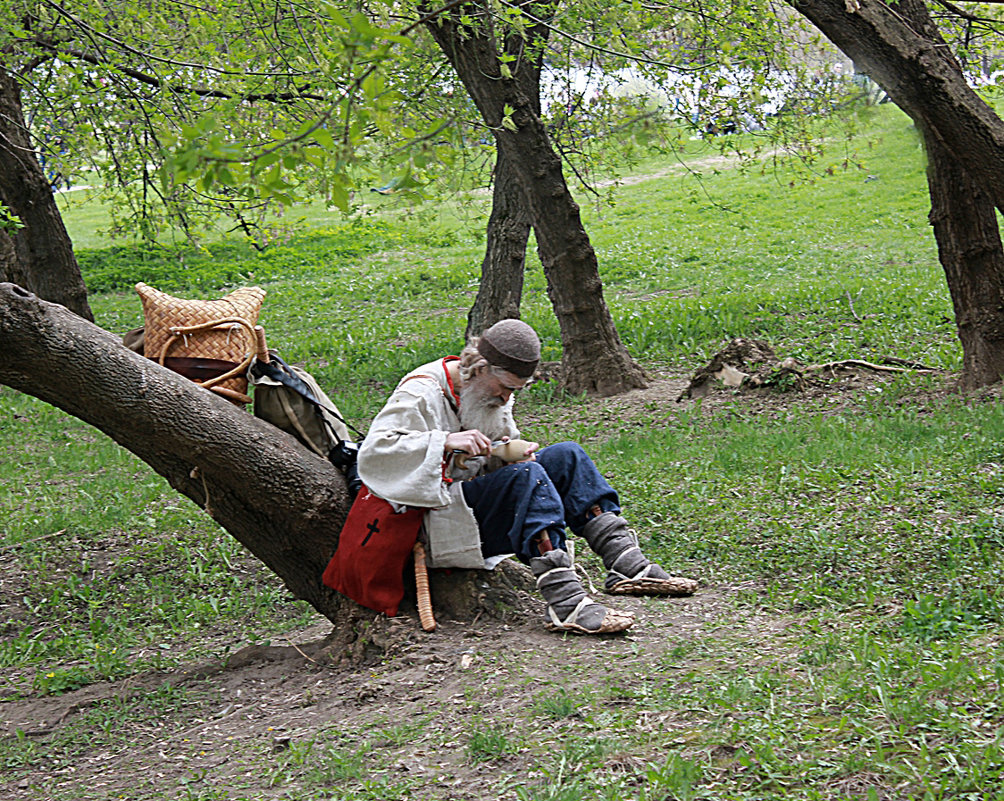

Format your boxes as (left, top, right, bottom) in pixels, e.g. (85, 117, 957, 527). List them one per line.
(321, 486, 425, 616)
(248, 352, 364, 496)
(248, 353, 353, 455)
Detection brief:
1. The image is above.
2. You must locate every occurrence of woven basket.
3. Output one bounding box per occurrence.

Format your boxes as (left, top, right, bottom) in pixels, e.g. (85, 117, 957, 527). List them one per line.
(136, 283, 266, 404)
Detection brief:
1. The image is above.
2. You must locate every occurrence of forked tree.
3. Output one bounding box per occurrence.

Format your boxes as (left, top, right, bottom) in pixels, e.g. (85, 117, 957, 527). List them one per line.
(444, 2, 649, 397)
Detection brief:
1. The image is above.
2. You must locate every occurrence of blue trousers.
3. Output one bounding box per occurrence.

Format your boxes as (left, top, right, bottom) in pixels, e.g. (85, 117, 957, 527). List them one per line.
(460, 442, 620, 563)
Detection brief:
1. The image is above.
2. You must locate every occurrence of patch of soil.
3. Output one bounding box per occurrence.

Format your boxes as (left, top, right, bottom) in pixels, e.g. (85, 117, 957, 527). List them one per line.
(541, 340, 956, 440)
(1, 585, 741, 800)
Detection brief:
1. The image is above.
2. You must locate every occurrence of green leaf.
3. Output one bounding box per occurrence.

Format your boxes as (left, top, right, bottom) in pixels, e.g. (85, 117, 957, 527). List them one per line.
(314, 128, 336, 151)
(256, 152, 280, 170)
(329, 182, 350, 213)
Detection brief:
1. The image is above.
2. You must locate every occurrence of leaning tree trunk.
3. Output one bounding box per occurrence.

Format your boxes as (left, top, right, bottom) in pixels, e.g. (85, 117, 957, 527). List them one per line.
(0, 65, 93, 321)
(0, 284, 535, 644)
(0, 283, 351, 614)
(790, 0, 1004, 387)
(466, 123, 531, 339)
(424, 1, 647, 396)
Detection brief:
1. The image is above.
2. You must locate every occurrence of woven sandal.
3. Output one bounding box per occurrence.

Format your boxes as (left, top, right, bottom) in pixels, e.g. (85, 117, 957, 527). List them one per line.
(544, 596, 635, 634)
(583, 512, 698, 598)
(606, 564, 699, 597)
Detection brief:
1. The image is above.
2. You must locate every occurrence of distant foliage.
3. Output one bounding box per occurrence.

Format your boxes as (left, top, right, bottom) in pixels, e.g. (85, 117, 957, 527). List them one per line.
(77, 220, 458, 293)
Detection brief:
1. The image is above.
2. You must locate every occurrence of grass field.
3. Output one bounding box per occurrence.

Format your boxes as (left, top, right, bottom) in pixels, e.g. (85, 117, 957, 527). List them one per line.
(3, 104, 1003, 800)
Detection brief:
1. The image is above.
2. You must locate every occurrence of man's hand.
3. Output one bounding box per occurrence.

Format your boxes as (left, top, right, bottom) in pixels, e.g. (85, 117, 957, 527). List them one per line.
(520, 441, 540, 461)
(445, 429, 492, 456)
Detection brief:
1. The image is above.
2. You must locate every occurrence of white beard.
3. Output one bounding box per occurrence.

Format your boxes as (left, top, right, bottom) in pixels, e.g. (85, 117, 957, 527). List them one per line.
(459, 383, 509, 442)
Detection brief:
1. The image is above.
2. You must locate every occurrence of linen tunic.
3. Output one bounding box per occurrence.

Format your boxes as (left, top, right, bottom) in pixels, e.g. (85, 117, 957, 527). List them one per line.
(357, 358, 519, 568)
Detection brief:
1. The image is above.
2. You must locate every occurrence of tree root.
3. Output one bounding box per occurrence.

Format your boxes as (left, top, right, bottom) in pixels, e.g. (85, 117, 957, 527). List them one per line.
(678, 337, 941, 400)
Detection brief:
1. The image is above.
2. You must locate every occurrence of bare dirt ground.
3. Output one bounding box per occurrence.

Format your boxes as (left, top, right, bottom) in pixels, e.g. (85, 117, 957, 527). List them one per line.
(1, 357, 962, 801)
(2, 586, 745, 800)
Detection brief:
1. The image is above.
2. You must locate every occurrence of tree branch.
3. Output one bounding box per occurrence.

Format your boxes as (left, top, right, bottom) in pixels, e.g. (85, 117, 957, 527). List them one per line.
(930, 0, 1004, 26)
(493, 0, 712, 72)
(40, 0, 316, 78)
(30, 38, 326, 102)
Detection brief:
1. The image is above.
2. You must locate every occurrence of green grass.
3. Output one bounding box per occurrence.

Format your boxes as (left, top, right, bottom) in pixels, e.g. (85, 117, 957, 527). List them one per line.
(4, 104, 1004, 800)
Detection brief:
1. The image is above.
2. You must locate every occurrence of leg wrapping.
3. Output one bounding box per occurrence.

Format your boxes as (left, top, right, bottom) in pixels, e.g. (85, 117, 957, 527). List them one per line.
(581, 512, 698, 596)
(530, 550, 633, 634)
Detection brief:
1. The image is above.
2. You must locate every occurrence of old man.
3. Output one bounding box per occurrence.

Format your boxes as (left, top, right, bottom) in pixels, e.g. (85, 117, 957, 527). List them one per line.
(356, 319, 697, 634)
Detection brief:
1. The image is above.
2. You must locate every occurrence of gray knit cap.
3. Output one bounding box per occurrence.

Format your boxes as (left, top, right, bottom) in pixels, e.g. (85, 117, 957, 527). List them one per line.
(477, 319, 540, 378)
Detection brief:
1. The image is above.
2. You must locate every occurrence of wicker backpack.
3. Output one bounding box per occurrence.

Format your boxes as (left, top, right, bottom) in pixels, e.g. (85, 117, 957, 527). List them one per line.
(134, 282, 266, 405)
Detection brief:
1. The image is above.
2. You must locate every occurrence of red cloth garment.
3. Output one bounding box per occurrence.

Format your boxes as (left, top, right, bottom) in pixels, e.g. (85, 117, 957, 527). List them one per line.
(322, 485, 425, 616)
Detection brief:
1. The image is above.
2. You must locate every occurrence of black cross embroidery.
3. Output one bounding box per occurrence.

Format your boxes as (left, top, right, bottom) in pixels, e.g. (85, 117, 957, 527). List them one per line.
(361, 518, 380, 546)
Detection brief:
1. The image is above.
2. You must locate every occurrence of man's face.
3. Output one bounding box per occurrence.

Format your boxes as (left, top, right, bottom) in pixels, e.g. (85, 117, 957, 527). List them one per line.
(459, 369, 528, 438)
(467, 369, 528, 407)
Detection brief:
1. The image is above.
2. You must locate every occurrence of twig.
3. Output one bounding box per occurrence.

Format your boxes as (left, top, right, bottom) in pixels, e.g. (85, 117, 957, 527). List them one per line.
(0, 529, 66, 554)
(289, 642, 321, 665)
(880, 356, 940, 370)
(845, 289, 863, 323)
(190, 466, 213, 516)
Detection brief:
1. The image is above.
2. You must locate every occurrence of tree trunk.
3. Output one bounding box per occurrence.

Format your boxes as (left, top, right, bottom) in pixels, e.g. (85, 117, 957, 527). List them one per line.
(923, 132, 1004, 389)
(897, 0, 1004, 389)
(465, 133, 530, 340)
(465, 20, 545, 341)
(0, 283, 534, 644)
(0, 66, 93, 321)
(424, 1, 647, 396)
(790, 0, 1004, 387)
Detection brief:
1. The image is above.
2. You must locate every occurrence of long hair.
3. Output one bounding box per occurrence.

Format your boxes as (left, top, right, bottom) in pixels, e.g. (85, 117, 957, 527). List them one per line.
(458, 338, 490, 384)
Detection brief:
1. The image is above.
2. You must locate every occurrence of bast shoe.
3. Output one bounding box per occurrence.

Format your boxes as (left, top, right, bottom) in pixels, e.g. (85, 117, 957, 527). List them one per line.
(605, 563, 699, 597)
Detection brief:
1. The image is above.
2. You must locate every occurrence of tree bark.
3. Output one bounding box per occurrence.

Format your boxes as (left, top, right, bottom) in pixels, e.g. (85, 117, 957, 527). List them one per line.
(466, 133, 531, 340)
(897, 0, 1004, 388)
(923, 131, 1004, 388)
(791, 0, 1004, 387)
(0, 66, 93, 321)
(465, 18, 545, 341)
(0, 283, 535, 642)
(424, 1, 647, 396)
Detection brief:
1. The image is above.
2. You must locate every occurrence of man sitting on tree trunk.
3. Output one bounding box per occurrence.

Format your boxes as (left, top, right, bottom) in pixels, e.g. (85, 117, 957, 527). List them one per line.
(357, 319, 697, 634)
